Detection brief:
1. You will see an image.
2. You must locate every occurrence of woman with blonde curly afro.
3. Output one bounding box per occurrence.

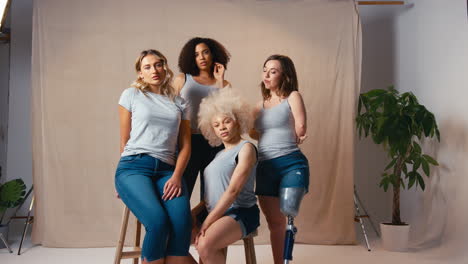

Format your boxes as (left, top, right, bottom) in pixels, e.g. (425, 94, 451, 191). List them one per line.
(193, 89, 260, 264)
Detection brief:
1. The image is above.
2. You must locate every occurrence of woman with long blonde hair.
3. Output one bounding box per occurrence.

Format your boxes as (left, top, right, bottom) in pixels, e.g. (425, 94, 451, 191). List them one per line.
(115, 50, 196, 264)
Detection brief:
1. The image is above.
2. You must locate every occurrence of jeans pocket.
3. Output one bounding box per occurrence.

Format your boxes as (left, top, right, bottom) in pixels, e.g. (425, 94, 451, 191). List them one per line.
(119, 154, 140, 163)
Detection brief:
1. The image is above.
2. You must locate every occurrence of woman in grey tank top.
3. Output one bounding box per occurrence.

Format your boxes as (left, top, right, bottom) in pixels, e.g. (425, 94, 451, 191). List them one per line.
(250, 54, 310, 264)
(173, 37, 232, 199)
(194, 89, 260, 264)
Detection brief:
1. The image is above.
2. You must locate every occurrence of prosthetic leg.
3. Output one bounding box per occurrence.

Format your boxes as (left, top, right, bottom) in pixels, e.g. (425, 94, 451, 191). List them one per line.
(280, 187, 306, 264)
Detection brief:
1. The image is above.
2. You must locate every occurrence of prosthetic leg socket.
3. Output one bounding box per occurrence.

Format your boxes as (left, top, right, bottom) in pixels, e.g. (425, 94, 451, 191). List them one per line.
(280, 187, 306, 264)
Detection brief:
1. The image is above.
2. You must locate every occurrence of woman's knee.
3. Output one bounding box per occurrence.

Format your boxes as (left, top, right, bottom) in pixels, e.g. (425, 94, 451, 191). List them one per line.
(169, 213, 192, 236)
(196, 236, 217, 259)
(142, 213, 169, 233)
(264, 214, 285, 232)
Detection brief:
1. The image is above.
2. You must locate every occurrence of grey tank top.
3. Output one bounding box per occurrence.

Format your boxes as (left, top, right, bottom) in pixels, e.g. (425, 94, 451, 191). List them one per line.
(254, 98, 299, 161)
(180, 74, 217, 133)
(203, 140, 257, 212)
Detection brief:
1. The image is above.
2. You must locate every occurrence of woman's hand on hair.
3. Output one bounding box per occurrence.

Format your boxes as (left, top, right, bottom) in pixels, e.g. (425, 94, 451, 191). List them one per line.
(162, 176, 182, 200)
(213, 62, 225, 87)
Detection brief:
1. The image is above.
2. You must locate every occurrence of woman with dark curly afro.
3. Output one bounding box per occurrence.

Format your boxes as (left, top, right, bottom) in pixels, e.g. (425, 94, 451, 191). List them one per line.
(173, 37, 232, 199)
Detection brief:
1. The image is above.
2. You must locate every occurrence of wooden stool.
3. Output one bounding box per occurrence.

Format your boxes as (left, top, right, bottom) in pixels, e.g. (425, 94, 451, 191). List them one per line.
(114, 204, 257, 264)
(114, 206, 142, 264)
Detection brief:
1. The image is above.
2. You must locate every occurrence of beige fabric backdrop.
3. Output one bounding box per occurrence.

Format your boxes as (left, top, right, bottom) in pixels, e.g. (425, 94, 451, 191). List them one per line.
(31, 0, 361, 247)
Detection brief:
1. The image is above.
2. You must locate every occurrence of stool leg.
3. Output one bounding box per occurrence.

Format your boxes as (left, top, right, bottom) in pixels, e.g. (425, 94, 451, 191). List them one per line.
(249, 238, 257, 264)
(243, 237, 256, 264)
(243, 238, 250, 264)
(133, 220, 142, 264)
(114, 206, 130, 264)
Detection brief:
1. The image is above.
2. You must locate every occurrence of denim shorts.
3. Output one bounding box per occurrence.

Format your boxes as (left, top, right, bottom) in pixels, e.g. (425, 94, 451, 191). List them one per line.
(196, 204, 260, 238)
(255, 150, 310, 197)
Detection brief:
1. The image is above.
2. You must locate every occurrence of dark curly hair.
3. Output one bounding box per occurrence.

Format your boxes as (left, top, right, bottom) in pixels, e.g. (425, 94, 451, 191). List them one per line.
(178, 37, 231, 76)
(260, 54, 298, 100)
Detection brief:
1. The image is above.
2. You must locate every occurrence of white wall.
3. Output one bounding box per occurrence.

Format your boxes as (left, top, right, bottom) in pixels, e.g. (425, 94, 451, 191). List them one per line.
(395, 0, 468, 252)
(0, 43, 9, 181)
(5, 0, 33, 219)
(359, 0, 468, 258)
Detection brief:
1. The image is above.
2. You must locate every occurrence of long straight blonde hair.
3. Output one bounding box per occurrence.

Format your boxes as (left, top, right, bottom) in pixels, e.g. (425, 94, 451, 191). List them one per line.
(131, 49, 176, 100)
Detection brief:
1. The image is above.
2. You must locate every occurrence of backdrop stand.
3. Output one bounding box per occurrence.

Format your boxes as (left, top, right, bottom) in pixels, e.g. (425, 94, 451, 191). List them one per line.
(354, 185, 380, 251)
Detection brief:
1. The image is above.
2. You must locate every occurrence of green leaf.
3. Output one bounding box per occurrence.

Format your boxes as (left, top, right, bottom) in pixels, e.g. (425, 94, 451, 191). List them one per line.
(400, 177, 406, 189)
(413, 157, 422, 171)
(0, 179, 26, 209)
(421, 158, 430, 176)
(402, 163, 408, 176)
(376, 117, 387, 134)
(417, 173, 426, 190)
(423, 154, 439, 166)
(365, 89, 387, 98)
(358, 97, 362, 114)
(388, 173, 398, 187)
(385, 158, 397, 171)
(422, 114, 434, 137)
(379, 177, 389, 192)
(408, 172, 416, 189)
(413, 141, 422, 154)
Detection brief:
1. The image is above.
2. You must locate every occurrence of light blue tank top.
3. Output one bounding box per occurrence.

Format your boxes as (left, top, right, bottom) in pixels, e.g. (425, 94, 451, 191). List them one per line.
(254, 98, 299, 161)
(203, 140, 257, 212)
(180, 74, 218, 133)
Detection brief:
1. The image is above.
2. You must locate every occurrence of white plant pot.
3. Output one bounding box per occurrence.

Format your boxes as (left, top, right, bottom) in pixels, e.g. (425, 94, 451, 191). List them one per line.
(380, 223, 410, 252)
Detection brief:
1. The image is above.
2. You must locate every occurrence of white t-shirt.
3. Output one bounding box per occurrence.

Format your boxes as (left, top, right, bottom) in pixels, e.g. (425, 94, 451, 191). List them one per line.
(119, 87, 189, 165)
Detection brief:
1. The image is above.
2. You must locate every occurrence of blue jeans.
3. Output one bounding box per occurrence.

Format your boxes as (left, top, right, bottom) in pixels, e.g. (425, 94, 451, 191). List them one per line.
(115, 154, 192, 261)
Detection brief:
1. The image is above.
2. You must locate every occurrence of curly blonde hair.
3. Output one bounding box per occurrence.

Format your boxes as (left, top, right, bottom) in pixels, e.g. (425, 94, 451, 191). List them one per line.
(198, 88, 253, 147)
(131, 49, 176, 100)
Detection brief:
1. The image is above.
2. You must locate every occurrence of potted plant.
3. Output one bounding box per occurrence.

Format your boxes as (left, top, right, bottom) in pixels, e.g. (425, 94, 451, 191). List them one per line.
(356, 86, 440, 251)
(0, 165, 27, 248)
